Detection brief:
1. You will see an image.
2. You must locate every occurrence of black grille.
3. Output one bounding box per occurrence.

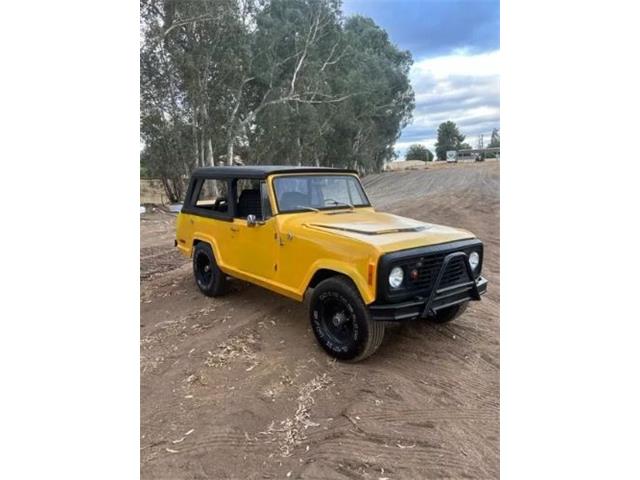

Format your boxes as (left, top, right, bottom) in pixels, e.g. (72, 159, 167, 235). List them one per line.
(400, 252, 471, 294)
(377, 239, 483, 303)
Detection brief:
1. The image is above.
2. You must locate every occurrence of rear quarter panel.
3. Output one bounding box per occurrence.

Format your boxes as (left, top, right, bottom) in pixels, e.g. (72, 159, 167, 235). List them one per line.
(175, 212, 227, 267)
(175, 212, 192, 256)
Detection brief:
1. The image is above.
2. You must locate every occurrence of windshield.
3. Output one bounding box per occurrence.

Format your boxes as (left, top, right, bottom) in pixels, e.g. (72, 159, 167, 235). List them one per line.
(273, 175, 370, 213)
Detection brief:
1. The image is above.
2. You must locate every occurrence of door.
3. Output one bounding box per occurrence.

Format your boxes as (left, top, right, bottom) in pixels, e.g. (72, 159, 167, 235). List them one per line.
(226, 179, 278, 281)
(229, 218, 278, 280)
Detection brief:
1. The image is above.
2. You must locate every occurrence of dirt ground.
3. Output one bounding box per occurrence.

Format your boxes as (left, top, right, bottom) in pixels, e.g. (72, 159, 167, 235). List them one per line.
(140, 162, 500, 479)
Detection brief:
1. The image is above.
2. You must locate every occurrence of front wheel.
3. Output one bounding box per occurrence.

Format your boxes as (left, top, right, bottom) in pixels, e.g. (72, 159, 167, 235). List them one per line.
(309, 277, 385, 362)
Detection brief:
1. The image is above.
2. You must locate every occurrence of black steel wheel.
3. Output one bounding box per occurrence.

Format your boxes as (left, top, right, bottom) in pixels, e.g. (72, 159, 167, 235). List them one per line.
(310, 276, 384, 361)
(192, 242, 226, 297)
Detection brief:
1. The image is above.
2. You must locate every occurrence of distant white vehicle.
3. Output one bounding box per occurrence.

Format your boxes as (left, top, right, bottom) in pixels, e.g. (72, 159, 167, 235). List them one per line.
(446, 150, 458, 163)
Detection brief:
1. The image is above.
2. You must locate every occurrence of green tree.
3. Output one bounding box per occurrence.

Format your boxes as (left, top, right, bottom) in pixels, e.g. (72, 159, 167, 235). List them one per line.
(405, 144, 433, 162)
(248, 10, 414, 172)
(434, 121, 466, 161)
(140, 0, 414, 201)
(334, 15, 415, 172)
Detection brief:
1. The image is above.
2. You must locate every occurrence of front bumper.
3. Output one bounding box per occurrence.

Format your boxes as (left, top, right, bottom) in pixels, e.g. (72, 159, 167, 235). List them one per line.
(369, 275, 488, 322)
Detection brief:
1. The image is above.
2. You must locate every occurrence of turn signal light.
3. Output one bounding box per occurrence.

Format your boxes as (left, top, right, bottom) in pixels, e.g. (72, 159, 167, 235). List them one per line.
(367, 264, 374, 285)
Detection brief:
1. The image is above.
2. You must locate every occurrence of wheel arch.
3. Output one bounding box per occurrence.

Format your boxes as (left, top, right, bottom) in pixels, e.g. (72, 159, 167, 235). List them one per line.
(304, 262, 375, 305)
(191, 234, 222, 265)
(307, 268, 346, 289)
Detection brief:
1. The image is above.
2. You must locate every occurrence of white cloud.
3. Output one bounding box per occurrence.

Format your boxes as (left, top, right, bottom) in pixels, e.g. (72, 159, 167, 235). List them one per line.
(395, 49, 500, 158)
(413, 50, 500, 80)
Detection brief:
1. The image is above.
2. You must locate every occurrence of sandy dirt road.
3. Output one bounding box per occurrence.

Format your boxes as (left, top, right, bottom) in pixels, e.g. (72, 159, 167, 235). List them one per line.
(141, 162, 499, 479)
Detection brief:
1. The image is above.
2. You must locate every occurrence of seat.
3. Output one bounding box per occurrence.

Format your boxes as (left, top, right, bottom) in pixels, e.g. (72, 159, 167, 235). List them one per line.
(279, 191, 308, 211)
(237, 189, 261, 218)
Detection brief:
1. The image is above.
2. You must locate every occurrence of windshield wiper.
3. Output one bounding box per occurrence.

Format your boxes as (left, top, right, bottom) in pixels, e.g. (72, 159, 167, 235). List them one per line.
(295, 205, 320, 213)
(325, 198, 355, 210)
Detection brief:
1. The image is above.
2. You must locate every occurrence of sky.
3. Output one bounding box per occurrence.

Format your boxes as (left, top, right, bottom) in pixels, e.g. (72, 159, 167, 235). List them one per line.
(342, 0, 500, 158)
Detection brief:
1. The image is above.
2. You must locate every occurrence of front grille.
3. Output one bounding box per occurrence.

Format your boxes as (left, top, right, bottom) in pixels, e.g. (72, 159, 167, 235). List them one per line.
(400, 251, 472, 294)
(378, 238, 483, 303)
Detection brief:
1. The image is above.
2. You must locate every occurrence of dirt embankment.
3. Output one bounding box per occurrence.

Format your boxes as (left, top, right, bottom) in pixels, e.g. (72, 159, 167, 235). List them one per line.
(141, 162, 500, 479)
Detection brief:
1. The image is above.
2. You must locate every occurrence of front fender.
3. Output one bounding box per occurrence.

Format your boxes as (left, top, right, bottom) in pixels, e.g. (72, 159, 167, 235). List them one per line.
(304, 259, 376, 305)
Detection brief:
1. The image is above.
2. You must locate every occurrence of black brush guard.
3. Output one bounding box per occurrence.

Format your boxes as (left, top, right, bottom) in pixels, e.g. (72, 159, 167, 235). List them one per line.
(368, 251, 488, 322)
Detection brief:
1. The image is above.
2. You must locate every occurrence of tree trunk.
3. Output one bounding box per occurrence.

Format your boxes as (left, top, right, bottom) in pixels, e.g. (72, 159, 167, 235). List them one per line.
(227, 140, 234, 166)
(207, 138, 214, 166)
(200, 137, 205, 168)
(192, 106, 199, 168)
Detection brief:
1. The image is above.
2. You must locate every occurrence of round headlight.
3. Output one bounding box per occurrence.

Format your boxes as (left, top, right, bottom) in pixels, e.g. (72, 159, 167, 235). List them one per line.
(389, 266, 404, 288)
(469, 251, 480, 271)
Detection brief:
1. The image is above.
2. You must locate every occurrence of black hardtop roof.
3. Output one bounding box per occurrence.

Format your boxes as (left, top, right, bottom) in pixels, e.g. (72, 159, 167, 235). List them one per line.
(191, 165, 358, 179)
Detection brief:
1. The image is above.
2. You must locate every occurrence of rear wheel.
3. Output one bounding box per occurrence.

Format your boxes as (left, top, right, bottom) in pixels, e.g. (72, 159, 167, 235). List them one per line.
(309, 277, 384, 362)
(192, 242, 226, 297)
(430, 302, 468, 324)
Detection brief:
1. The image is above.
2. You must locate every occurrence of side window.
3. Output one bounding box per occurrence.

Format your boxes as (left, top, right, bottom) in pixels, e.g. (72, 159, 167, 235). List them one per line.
(193, 178, 230, 216)
(234, 178, 262, 219)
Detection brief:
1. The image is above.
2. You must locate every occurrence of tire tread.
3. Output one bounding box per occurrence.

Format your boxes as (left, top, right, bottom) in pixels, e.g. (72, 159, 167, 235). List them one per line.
(193, 243, 226, 297)
(311, 276, 385, 362)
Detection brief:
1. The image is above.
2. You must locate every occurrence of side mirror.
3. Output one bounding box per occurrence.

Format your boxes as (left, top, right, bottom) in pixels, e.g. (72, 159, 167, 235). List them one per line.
(247, 214, 258, 227)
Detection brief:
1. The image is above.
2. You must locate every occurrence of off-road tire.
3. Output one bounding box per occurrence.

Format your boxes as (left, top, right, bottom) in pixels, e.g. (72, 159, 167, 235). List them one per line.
(192, 242, 226, 297)
(309, 276, 385, 362)
(431, 302, 468, 324)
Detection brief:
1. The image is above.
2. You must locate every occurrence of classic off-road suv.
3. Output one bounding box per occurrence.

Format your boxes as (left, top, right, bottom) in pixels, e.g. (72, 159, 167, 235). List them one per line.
(176, 166, 487, 361)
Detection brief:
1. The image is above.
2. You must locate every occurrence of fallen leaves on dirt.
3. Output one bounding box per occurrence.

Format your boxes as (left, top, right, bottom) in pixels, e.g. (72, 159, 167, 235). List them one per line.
(205, 331, 260, 368)
(261, 373, 333, 457)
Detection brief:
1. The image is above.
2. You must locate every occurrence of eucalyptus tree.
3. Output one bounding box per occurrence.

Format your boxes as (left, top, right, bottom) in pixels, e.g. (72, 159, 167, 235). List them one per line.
(229, 0, 354, 166)
(334, 15, 414, 172)
(140, 0, 196, 200)
(248, 10, 415, 172)
(140, 0, 415, 201)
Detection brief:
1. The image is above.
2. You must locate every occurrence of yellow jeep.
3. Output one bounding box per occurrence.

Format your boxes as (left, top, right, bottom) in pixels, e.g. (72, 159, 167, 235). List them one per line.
(176, 166, 487, 361)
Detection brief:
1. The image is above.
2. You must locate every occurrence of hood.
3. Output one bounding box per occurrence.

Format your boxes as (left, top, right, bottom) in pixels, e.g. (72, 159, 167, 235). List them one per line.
(304, 209, 475, 252)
